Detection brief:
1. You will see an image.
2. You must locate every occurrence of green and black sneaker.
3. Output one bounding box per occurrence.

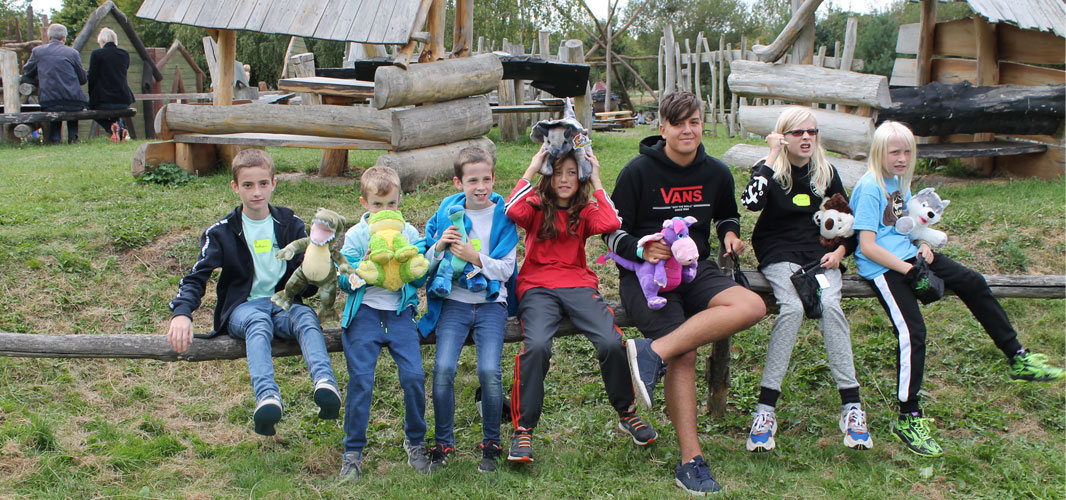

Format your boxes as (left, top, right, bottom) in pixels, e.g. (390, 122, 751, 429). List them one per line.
(891, 413, 943, 457)
(1009, 350, 1065, 382)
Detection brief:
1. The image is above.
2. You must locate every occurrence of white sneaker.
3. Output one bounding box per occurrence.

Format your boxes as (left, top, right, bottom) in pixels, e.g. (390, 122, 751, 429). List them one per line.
(746, 410, 777, 452)
(839, 405, 873, 450)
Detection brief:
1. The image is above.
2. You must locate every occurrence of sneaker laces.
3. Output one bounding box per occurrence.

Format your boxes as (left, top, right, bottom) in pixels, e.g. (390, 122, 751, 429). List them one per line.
(844, 407, 868, 434)
(909, 416, 936, 442)
(514, 431, 532, 448)
(751, 411, 775, 435)
(1018, 352, 1050, 368)
(620, 412, 647, 430)
(690, 456, 713, 482)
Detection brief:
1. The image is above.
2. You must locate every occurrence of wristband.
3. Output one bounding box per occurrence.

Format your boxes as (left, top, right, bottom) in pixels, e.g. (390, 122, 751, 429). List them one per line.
(636, 246, 645, 260)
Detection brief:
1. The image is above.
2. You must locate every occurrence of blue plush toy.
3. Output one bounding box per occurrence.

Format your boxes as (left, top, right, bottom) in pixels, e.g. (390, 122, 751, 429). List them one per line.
(428, 205, 488, 297)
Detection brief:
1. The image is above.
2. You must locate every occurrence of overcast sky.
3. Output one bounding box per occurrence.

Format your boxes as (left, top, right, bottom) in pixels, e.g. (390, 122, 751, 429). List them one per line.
(29, 0, 880, 23)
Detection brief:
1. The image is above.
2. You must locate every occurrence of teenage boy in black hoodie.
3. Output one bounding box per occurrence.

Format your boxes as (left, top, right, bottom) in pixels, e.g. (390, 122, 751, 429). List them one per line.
(606, 92, 765, 495)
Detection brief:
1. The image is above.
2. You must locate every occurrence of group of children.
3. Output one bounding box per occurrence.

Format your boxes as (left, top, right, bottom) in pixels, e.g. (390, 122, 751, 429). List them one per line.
(165, 91, 1063, 495)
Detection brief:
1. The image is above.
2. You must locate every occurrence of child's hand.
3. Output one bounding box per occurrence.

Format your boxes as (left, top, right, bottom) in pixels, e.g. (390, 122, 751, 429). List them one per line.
(450, 239, 482, 267)
(586, 149, 604, 190)
(167, 315, 193, 353)
(524, 146, 550, 180)
(642, 240, 672, 263)
(917, 242, 935, 263)
(434, 226, 462, 252)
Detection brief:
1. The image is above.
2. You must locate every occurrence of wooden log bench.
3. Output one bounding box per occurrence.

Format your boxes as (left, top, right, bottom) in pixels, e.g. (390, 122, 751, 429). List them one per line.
(917, 141, 1048, 159)
(2, 272, 1060, 417)
(0, 107, 136, 125)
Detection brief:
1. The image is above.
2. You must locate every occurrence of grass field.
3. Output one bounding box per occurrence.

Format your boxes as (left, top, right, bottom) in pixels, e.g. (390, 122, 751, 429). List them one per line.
(0, 128, 1062, 499)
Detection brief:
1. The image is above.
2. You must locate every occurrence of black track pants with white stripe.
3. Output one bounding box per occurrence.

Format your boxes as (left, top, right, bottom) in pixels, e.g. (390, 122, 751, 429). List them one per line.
(868, 252, 1022, 413)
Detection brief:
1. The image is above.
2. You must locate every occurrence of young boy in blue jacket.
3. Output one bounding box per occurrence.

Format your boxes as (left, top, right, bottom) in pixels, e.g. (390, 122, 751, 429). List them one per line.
(418, 147, 519, 473)
(337, 166, 430, 481)
(166, 149, 341, 437)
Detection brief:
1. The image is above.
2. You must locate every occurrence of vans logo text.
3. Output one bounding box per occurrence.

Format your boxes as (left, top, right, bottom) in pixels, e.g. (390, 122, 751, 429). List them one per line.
(660, 186, 703, 204)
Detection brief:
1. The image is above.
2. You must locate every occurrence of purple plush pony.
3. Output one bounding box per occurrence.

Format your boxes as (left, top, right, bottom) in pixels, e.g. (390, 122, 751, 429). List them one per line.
(600, 216, 699, 309)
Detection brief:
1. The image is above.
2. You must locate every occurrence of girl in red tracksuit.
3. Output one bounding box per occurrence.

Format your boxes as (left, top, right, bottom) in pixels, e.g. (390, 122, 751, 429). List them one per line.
(503, 147, 656, 463)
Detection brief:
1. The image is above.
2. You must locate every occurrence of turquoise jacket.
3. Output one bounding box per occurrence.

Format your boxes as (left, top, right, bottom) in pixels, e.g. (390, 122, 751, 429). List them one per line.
(338, 212, 428, 329)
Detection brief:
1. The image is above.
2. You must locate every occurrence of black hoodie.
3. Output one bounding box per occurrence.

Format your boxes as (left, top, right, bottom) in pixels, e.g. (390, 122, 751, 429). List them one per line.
(605, 135, 741, 263)
(169, 204, 309, 338)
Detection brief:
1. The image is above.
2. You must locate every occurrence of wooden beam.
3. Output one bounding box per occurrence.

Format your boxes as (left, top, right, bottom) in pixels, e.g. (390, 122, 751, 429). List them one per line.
(376, 136, 496, 192)
(421, 0, 446, 63)
(728, 60, 892, 108)
(393, 0, 435, 69)
(0, 107, 136, 125)
(791, 0, 815, 65)
(881, 83, 1064, 136)
(391, 96, 492, 151)
(374, 53, 502, 109)
(973, 15, 999, 175)
(162, 103, 393, 142)
(0, 48, 19, 142)
(452, 0, 473, 57)
(752, 0, 824, 62)
(916, 0, 936, 86)
(172, 133, 392, 150)
(214, 30, 236, 106)
(559, 39, 594, 129)
(663, 25, 676, 95)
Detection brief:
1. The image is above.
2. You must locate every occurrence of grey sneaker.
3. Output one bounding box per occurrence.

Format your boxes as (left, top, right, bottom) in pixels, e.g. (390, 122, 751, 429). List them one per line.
(252, 395, 283, 436)
(339, 451, 362, 481)
(404, 439, 431, 474)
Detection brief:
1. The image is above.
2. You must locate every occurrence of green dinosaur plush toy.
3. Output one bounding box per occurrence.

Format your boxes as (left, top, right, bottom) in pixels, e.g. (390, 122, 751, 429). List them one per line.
(272, 208, 355, 321)
(354, 209, 429, 291)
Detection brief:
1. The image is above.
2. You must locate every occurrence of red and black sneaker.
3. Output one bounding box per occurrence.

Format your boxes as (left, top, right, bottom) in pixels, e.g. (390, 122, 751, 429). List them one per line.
(507, 428, 534, 463)
(618, 410, 659, 446)
(478, 440, 502, 472)
(428, 443, 454, 472)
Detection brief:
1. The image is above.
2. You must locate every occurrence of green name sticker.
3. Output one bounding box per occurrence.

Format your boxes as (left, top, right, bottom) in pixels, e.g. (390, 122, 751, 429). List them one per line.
(792, 193, 811, 207)
(253, 239, 272, 254)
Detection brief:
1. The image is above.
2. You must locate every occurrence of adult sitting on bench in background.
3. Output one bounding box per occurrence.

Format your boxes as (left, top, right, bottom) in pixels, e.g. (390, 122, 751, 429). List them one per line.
(88, 27, 134, 142)
(22, 23, 88, 144)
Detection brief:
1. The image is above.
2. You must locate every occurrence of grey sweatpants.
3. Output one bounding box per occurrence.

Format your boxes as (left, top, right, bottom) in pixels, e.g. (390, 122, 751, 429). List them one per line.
(758, 261, 859, 392)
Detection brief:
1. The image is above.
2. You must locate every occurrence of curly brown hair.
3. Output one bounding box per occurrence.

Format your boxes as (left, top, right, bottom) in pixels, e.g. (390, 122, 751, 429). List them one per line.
(528, 156, 591, 241)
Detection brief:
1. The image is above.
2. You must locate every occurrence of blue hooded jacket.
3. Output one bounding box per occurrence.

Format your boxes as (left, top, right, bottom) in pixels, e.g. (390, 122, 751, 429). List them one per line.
(417, 192, 519, 336)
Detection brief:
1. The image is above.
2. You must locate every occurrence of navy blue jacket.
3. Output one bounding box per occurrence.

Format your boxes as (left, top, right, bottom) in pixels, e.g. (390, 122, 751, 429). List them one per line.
(22, 39, 88, 108)
(88, 42, 135, 108)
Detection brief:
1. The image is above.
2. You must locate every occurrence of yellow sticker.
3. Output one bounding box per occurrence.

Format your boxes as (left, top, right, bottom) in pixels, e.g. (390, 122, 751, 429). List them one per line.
(253, 239, 272, 254)
(471, 238, 482, 252)
(792, 193, 811, 207)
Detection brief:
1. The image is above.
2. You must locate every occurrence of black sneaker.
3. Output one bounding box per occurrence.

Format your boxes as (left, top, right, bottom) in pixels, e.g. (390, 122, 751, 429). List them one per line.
(626, 338, 667, 410)
(252, 395, 283, 436)
(675, 455, 722, 495)
(478, 440, 502, 472)
(428, 443, 454, 472)
(618, 410, 658, 445)
(507, 428, 534, 463)
(313, 379, 341, 420)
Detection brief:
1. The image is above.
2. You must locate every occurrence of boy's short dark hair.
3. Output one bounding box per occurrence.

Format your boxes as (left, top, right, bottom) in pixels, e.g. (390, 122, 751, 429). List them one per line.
(453, 146, 494, 178)
(231, 149, 275, 181)
(659, 91, 703, 126)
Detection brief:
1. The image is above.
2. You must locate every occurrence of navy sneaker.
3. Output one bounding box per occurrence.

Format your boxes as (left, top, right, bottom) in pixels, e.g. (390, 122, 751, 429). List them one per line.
(675, 455, 722, 495)
(507, 428, 534, 463)
(252, 395, 283, 436)
(618, 409, 658, 445)
(478, 440, 502, 472)
(626, 338, 667, 410)
(313, 379, 341, 420)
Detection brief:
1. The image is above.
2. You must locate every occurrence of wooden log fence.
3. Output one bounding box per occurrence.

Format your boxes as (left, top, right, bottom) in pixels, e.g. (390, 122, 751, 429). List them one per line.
(0, 273, 1059, 418)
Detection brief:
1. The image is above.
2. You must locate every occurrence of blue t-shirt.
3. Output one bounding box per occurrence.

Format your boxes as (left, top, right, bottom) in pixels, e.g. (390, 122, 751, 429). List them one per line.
(850, 172, 917, 279)
(242, 213, 285, 299)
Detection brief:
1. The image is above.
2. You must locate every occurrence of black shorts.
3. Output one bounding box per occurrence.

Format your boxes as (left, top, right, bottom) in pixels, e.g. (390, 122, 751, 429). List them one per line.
(619, 260, 738, 340)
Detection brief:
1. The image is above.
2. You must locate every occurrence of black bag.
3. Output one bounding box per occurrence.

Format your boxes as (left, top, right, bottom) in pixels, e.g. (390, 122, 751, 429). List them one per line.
(721, 253, 751, 289)
(905, 258, 944, 305)
(790, 260, 825, 319)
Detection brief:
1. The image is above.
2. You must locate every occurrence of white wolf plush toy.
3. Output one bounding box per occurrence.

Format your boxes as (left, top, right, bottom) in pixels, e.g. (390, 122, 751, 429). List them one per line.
(895, 187, 950, 248)
(529, 97, 593, 181)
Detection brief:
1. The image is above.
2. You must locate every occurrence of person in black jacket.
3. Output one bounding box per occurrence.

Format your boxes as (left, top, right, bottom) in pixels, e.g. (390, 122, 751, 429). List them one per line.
(87, 28, 135, 141)
(607, 92, 766, 495)
(166, 149, 341, 437)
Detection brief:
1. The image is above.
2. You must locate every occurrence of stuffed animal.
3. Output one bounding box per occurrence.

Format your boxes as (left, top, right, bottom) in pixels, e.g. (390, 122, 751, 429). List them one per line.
(354, 209, 429, 291)
(272, 208, 357, 321)
(812, 193, 855, 250)
(529, 97, 593, 181)
(427, 205, 488, 297)
(895, 187, 950, 248)
(599, 217, 699, 310)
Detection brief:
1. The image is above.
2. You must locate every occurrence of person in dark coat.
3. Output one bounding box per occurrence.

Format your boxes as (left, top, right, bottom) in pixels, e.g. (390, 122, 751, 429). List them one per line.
(87, 27, 135, 141)
(22, 23, 87, 144)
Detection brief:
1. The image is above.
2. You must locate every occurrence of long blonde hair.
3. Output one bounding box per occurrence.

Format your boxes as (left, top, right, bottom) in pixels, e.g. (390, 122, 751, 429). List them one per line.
(769, 106, 833, 196)
(866, 121, 916, 196)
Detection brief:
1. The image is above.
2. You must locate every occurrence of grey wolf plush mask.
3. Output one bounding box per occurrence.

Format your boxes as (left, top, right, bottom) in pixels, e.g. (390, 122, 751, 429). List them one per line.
(529, 97, 593, 181)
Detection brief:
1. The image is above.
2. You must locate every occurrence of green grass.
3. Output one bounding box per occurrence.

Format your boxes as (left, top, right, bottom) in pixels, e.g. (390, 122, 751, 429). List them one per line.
(0, 130, 1062, 499)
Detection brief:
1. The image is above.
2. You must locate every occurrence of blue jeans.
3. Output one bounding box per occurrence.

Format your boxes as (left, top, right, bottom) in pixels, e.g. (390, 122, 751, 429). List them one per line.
(432, 300, 506, 446)
(227, 297, 336, 402)
(342, 304, 426, 453)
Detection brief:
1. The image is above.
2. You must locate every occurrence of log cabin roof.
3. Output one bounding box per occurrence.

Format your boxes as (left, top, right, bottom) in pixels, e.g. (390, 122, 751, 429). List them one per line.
(135, 0, 423, 45)
(920, 0, 1066, 38)
(72, 1, 163, 82)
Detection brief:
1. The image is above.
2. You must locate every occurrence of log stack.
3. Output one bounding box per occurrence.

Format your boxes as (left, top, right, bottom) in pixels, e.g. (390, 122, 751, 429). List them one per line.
(722, 60, 893, 188)
(134, 53, 504, 191)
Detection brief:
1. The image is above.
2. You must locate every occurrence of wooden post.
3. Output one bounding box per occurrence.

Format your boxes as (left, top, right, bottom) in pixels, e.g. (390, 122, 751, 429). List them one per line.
(664, 26, 676, 96)
(791, 0, 815, 65)
(693, 33, 704, 114)
(753, 0, 824, 62)
(453, 0, 473, 57)
(973, 15, 999, 175)
(657, 37, 664, 102)
(1, 49, 20, 143)
(421, 0, 446, 62)
(916, 0, 936, 86)
(727, 43, 737, 137)
(683, 38, 693, 93)
(718, 35, 726, 129)
(706, 337, 731, 417)
(838, 17, 859, 113)
(24, 5, 32, 42)
(394, 0, 435, 68)
(560, 40, 594, 129)
(605, 3, 614, 113)
(497, 40, 520, 142)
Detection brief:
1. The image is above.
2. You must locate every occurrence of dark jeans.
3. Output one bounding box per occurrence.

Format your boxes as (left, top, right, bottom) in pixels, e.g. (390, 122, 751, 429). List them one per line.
(42, 103, 86, 144)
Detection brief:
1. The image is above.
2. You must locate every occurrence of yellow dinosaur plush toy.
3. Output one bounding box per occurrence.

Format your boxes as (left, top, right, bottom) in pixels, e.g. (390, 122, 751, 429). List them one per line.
(354, 210, 429, 291)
